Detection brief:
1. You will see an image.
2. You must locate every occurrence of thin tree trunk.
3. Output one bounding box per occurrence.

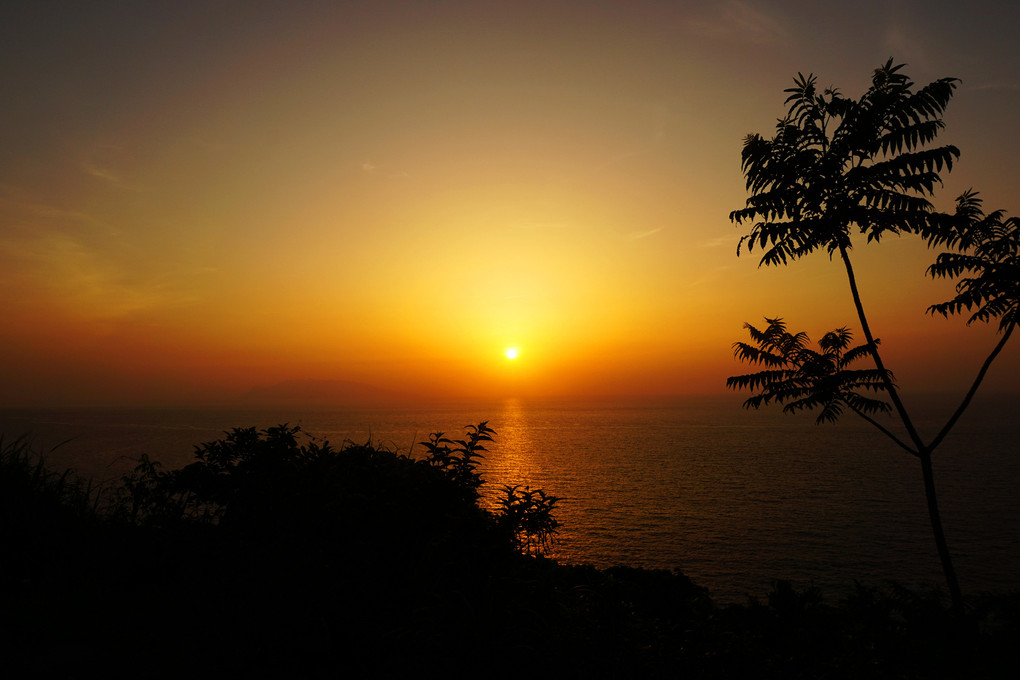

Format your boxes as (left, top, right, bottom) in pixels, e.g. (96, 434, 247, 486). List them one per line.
(920, 448, 965, 618)
(838, 246, 965, 616)
(838, 246, 925, 449)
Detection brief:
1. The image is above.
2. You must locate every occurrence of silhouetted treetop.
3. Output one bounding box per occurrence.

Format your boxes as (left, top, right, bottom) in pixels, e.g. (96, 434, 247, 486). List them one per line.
(730, 59, 960, 266)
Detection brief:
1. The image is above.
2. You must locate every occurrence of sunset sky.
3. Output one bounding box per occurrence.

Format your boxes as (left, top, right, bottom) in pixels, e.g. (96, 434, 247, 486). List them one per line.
(2, 1, 1018, 406)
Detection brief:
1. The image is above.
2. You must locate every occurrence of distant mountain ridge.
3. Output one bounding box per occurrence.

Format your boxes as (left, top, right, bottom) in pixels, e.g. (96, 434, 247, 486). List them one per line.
(241, 379, 407, 405)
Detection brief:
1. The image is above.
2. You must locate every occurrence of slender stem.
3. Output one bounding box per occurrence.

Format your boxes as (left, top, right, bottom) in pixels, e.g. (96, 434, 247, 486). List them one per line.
(839, 245, 964, 616)
(929, 320, 1016, 453)
(848, 406, 919, 457)
(920, 448, 965, 618)
(838, 246, 927, 450)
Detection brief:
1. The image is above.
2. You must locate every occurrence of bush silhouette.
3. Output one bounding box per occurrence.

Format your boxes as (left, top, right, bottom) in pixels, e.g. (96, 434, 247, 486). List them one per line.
(5, 424, 1018, 676)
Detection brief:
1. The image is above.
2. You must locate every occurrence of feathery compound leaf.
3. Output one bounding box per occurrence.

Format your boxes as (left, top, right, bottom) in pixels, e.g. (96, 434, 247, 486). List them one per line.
(927, 195, 1020, 330)
(727, 318, 891, 424)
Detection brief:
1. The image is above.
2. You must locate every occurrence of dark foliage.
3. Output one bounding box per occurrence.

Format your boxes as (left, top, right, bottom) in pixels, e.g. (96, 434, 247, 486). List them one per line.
(418, 420, 493, 498)
(2, 431, 1018, 677)
(928, 191, 1020, 330)
(730, 59, 960, 266)
(727, 317, 891, 424)
(495, 483, 560, 554)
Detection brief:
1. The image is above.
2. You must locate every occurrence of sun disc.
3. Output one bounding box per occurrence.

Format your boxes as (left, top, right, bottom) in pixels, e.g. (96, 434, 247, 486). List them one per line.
(505, 347, 519, 360)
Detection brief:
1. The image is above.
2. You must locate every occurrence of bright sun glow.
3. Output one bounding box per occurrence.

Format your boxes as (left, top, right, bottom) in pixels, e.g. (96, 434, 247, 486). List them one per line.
(505, 347, 519, 360)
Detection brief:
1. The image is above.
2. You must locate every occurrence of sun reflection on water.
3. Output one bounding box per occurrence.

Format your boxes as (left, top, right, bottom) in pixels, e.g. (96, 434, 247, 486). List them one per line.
(480, 398, 536, 496)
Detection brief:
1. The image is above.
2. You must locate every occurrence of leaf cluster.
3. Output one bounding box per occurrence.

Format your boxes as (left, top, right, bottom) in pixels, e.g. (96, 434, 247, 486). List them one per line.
(727, 318, 892, 424)
(928, 191, 1020, 330)
(495, 483, 560, 555)
(730, 59, 960, 266)
(418, 421, 495, 498)
(112, 424, 343, 527)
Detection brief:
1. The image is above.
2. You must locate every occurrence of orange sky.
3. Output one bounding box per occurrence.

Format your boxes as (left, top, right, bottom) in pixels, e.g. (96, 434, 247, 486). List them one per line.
(2, 1, 1018, 406)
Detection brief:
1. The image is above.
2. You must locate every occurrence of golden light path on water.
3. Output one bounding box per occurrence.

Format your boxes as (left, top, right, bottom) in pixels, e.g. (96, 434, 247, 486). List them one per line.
(484, 398, 534, 494)
(469, 394, 1020, 602)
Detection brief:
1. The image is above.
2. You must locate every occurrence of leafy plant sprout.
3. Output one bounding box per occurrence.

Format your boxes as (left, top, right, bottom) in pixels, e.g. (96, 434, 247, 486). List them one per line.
(728, 59, 1019, 617)
(495, 483, 560, 555)
(418, 421, 561, 554)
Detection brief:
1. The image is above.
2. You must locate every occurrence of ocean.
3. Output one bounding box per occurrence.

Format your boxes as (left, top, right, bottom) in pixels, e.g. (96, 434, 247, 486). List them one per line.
(2, 393, 1018, 603)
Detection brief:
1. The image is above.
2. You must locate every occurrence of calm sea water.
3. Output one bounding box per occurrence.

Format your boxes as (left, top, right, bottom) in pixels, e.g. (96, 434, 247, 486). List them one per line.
(2, 393, 1018, 603)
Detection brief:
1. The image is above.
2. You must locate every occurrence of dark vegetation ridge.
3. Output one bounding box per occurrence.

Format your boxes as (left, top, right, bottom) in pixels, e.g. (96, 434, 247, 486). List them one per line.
(2, 425, 1017, 678)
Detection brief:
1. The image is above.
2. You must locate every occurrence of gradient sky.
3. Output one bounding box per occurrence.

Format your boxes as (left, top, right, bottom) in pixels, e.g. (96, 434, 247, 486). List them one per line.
(2, 0, 1018, 406)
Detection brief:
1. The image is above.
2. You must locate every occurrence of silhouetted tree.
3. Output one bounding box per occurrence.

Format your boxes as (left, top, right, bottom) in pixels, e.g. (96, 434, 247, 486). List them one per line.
(728, 59, 1018, 617)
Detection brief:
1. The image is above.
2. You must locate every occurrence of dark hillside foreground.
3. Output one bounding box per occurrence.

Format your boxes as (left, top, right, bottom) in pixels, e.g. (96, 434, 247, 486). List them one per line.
(2, 426, 1017, 678)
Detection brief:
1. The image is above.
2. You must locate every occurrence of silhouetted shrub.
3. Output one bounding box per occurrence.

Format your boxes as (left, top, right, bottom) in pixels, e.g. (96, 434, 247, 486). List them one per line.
(4, 424, 1017, 677)
(495, 483, 560, 554)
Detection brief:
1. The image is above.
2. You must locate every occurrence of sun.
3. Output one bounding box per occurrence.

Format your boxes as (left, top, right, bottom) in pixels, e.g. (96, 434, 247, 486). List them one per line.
(504, 347, 519, 360)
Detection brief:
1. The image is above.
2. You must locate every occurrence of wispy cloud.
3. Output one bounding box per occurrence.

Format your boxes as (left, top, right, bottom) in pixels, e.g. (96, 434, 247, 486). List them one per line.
(362, 160, 409, 178)
(628, 227, 662, 241)
(80, 160, 126, 185)
(0, 192, 121, 236)
(683, 265, 732, 290)
(0, 222, 192, 323)
(589, 150, 647, 174)
(970, 81, 1020, 92)
(686, 1, 788, 45)
(507, 220, 570, 230)
(78, 144, 144, 192)
(883, 24, 929, 71)
(702, 235, 737, 249)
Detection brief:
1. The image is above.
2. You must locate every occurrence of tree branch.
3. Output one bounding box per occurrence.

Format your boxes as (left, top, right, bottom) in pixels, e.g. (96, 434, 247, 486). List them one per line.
(838, 245, 927, 451)
(849, 404, 919, 457)
(929, 319, 1016, 452)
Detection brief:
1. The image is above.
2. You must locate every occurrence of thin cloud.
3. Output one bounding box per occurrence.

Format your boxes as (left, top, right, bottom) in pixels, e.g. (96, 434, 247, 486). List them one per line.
(628, 227, 662, 241)
(79, 153, 144, 192)
(362, 161, 409, 178)
(686, 1, 788, 45)
(970, 81, 1020, 92)
(0, 193, 120, 235)
(684, 265, 733, 290)
(883, 25, 930, 71)
(1, 226, 194, 321)
(507, 220, 570, 230)
(589, 150, 647, 174)
(81, 160, 124, 184)
(702, 235, 737, 249)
